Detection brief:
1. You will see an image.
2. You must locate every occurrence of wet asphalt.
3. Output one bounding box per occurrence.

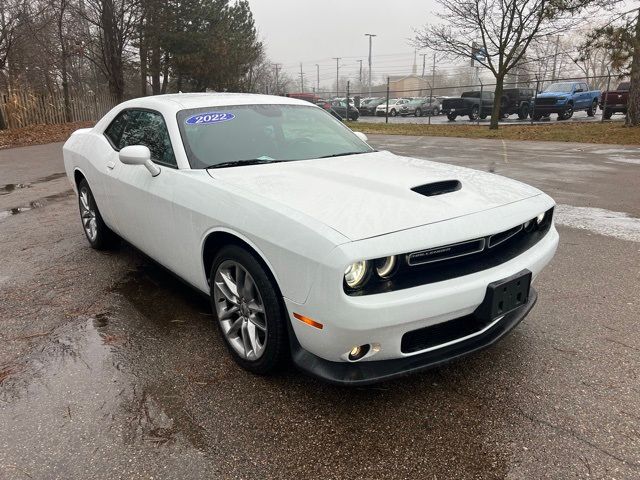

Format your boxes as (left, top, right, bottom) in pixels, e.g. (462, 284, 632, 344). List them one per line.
(0, 138, 639, 479)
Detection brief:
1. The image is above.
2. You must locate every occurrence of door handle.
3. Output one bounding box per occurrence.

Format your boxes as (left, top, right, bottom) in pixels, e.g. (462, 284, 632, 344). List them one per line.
(107, 161, 115, 170)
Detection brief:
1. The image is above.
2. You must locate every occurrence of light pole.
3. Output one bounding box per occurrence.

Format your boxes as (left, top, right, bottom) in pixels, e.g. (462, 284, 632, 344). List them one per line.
(365, 33, 376, 97)
(316, 64, 320, 93)
(332, 57, 340, 97)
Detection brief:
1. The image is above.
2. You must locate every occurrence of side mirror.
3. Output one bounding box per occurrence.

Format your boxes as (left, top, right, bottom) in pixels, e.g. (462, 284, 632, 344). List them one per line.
(119, 145, 160, 177)
(353, 131, 368, 143)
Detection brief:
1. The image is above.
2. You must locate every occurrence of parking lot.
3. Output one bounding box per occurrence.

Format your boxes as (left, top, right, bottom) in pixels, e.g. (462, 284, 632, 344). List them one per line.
(359, 109, 625, 125)
(1, 137, 639, 479)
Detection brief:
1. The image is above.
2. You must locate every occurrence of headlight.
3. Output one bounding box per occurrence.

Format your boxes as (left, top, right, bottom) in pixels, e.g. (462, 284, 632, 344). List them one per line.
(375, 256, 397, 279)
(536, 212, 545, 224)
(344, 261, 370, 289)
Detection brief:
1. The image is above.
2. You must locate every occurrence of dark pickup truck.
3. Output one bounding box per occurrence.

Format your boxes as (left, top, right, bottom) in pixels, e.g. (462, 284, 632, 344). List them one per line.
(600, 82, 630, 119)
(442, 91, 494, 121)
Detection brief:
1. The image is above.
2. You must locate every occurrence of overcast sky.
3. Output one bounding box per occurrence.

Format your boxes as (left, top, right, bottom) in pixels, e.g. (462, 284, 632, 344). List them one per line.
(247, 0, 438, 87)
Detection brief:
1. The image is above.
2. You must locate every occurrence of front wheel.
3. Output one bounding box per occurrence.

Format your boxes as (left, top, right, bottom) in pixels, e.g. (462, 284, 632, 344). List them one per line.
(390, 109, 397, 117)
(469, 105, 479, 121)
(77, 179, 119, 250)
(432, 106, 440, 116)
(210, 245, 288, 375)
(518, 104, 530, 120)
(558, 104, 574, 120)
(414, 108, 422, 117)
(447, 113, 457, 121)
(603, 109, 613, 120)
(587, 99, 598, 117)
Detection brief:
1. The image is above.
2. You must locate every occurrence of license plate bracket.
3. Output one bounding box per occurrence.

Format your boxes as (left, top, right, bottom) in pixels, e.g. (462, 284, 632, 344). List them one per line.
(474, 269, 532, 321)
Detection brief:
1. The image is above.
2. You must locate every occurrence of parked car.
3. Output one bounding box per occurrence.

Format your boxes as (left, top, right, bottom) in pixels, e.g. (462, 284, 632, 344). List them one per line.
(375, 98, 410, 117)
(359, 98, 385, 116)
(441, 91, 495, 121)
(400, 97, 442, 117)
(63, 93, 558, 385)
(532, 82, 600, 120)
(600, 81, 630, 120)
(329, 99, 359, 120)
(500, 88, 536, 119)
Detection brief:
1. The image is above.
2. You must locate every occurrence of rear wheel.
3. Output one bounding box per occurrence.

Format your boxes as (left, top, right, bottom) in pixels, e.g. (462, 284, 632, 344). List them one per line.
(77, 179, 119, 250)
(447, 113, 457, 121)
(414, 108, 422, 117)
(587, 99, 598, 117)
(603, 109, 613, 120)
(210, 245, 288, 375)
(432, 106, 440, 116)
(390, 108, 397, 117)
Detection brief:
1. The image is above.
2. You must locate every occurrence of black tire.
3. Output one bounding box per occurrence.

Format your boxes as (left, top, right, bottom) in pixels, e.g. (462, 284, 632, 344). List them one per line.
(210, 245, 288, 375)
(77, 179, 119, 250)
(532, 112, 543, 121)
(469, 105, 479, 121)
(603, 109, 613, 120)
(480, 113, 488, 120)
(518, 103, 529, 120)
(432, 106, 440, 116)
(558, 103, 574, 120)
(587, 99, 598, 117)
(414, 108, 422, 117)
(390, 108, 397, 117)
(447, 113, 457, 121)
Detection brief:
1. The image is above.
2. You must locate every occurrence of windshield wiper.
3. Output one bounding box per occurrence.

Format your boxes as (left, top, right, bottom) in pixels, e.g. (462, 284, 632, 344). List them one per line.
(318, 151, 371, 159)
(206, 159, 283, 169)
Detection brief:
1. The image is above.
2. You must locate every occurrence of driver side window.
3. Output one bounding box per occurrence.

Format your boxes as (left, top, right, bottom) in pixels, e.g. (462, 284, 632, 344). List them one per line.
(120, 110, 177, 167)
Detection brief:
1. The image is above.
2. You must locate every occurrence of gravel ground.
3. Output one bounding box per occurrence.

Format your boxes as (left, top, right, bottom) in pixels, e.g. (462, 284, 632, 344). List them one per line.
(0, 138, 639, 479)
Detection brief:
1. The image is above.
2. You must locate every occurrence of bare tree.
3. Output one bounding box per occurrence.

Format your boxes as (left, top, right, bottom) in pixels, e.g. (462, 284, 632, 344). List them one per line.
(414, 0, 601, 129)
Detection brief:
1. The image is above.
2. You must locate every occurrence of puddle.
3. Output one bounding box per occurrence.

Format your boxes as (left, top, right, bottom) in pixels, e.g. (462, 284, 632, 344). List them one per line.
(555, 204, 640, 242)
(0, 189, 74, 220)
(607, 156, 640, 165)
(0, 172, 67, 196)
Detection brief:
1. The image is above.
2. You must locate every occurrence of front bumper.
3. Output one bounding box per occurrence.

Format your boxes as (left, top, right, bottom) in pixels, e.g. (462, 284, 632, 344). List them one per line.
(290, 288, 537, 386)
(533, 104, 568, 114)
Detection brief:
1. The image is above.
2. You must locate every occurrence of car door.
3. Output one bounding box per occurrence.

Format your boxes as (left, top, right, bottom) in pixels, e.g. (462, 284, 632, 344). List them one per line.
(106, 109, 184, 266)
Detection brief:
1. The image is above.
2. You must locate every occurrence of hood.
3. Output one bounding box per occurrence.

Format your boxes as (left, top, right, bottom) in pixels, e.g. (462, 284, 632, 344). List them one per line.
(208, 151, 541, 241)
(537, 91, 570, 98)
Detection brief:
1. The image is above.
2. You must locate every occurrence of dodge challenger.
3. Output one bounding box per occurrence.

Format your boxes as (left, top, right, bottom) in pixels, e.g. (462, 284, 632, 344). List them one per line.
(63, 93, 559, 385)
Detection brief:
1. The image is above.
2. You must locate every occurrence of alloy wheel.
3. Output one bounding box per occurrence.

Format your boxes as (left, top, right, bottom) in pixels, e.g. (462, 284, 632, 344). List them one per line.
(79, 187, 98, 242)
(213, 260, 268, 361)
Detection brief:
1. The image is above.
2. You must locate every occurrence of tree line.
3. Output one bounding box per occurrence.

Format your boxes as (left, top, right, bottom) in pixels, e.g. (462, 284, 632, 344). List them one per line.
(0, 0, 268, 125)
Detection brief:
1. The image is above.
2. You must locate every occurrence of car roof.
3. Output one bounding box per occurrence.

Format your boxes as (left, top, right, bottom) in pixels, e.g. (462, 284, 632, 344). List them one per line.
(118, 92, 312, 112)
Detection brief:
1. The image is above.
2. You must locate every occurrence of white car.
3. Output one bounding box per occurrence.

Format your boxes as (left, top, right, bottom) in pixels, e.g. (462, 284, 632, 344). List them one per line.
(376, 98, 411, 117)
(63, 93, 558, 385)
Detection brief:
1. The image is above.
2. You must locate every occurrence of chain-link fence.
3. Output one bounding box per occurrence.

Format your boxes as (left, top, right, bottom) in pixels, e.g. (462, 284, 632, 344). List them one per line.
(294, 74, 629, 125)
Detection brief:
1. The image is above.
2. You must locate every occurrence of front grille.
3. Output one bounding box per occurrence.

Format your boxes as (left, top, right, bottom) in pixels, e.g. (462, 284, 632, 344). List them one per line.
(535, 97, 557, 106)
(346, 207, 554, 296)
(401, 312, 494, 353)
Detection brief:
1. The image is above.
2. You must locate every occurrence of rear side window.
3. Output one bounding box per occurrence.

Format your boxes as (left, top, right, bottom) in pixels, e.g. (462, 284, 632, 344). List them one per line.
(104, 111, 129, 147)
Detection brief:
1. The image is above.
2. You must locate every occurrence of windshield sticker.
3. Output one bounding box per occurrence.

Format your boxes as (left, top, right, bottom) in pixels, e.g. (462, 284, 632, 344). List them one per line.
(185, 112, 235, 125)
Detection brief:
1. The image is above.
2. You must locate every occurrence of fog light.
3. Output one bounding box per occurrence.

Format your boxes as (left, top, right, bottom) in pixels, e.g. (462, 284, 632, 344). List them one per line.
(348, 344, 370, 361)
(536, 212, 545, 224)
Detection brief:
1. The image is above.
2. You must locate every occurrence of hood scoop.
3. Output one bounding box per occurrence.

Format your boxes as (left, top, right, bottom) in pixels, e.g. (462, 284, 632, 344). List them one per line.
(412, 180, 461, 197)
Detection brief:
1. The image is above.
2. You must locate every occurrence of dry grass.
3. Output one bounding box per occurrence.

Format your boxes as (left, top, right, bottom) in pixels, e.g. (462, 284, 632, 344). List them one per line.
(352, 121, 640, 145)
(0, 121, 94, 150)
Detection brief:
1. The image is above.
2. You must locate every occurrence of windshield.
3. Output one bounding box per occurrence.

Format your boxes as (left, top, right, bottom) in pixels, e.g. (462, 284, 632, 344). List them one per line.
(177, 104, 374, 169)
(461, 92, 480, 98)
(544, 83, 574, 93)
(617, 82, 630, 91)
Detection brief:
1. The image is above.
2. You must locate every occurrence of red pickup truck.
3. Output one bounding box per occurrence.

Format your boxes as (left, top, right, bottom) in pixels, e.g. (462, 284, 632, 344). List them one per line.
(600, 81, 630, 119)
